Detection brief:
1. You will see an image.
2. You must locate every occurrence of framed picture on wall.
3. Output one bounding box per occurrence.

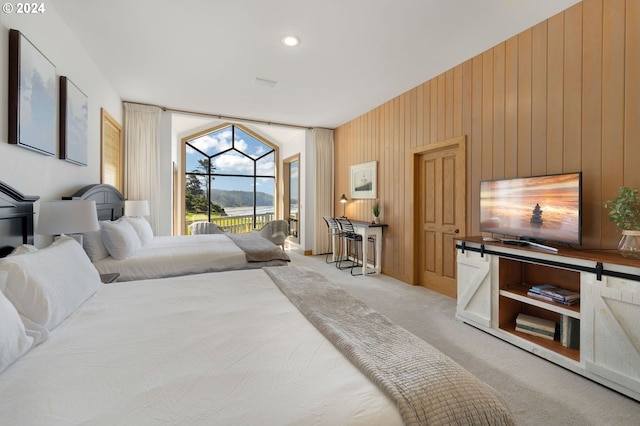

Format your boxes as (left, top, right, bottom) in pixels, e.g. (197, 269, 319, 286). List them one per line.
(8, 29, 57, 156)
(59, 76, 88, 166)
(350, 161, 377, 199)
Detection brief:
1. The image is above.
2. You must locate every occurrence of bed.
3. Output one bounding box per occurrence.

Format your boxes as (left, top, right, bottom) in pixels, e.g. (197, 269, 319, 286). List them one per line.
(0, 180, 515, 425)
(63, 184, 289, 281)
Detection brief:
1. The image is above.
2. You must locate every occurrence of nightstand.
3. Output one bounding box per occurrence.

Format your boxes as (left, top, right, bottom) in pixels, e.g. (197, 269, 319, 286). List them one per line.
(100, 273, 120, 284)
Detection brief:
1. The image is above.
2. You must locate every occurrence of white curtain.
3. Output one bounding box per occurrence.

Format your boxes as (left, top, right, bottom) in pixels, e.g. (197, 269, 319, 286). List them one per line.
(313, 128, 334, 255)
(123, 102, 161, 234)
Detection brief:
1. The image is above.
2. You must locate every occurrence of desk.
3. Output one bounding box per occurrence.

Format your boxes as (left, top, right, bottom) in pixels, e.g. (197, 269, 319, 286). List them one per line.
(334, 220, 386, 276)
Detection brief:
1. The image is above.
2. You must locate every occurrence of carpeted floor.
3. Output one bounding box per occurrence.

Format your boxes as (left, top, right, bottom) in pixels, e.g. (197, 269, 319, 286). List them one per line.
(287, 251, 640, 425)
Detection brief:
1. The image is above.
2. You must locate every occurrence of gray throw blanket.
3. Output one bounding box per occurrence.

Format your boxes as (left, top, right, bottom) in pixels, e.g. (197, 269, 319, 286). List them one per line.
(227, 233, 290, 263)
(264, 266, 515, 426)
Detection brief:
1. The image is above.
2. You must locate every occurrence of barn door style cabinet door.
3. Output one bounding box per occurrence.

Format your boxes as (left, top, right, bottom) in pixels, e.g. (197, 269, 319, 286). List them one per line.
(581, 273, 640, 395)
(455, 237, 640, 401)
(456, 249, 492, 328)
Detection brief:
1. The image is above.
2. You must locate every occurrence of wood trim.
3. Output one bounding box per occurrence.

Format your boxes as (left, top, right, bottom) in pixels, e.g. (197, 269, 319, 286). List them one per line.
(408, 136, 466, 285)
(100, 108, 123, 193)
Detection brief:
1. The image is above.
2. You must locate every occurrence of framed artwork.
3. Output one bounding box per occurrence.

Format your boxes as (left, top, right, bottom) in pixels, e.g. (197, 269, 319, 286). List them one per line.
(8, 29, 57, 156)
(350, 161, 377, 199)
(60, 76, 88, 166)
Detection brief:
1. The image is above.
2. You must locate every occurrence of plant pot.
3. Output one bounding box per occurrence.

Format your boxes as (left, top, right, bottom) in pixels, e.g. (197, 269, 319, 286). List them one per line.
(618, 230, 640, 259)
(373, 216, 380, 224)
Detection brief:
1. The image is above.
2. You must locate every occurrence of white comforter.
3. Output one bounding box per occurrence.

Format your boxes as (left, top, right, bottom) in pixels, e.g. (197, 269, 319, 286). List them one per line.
(93, 234, 278, 281)
(0, 269, 402, 425)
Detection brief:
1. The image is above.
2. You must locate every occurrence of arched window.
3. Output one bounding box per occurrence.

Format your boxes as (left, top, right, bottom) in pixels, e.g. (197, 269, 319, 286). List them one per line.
(183, 124, 277, 233)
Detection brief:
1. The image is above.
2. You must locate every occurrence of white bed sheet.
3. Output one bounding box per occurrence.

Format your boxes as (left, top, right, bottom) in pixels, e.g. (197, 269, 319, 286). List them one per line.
(0, 269, 402, 425)
(92, 234, 259, 281)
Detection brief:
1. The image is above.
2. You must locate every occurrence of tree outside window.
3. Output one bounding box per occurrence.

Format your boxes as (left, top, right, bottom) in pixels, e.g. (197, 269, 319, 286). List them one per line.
(184, 124, 276, 233)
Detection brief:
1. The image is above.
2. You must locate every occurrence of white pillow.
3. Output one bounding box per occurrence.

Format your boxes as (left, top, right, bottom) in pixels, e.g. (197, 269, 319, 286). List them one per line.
(7, 244, 38, 256)
(0, 279, 34, 374)
(101, 219, 142, 259)
(122, 216, 154, 245)
(0, 236, 101, 331)
(82, 226, 109, 262)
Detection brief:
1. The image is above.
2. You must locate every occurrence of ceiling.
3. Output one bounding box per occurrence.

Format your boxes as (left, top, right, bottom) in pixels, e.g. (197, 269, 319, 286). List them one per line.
(51, 0, 581, 130)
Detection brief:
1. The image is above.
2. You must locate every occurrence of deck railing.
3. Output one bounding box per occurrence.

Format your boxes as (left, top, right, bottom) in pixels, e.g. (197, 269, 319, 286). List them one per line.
(185, 212, 275, 234)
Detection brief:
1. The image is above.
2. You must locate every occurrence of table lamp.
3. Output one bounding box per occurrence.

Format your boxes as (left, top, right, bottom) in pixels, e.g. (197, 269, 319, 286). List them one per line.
(37, 200, 99, 245)
(340, 194, 348, 218)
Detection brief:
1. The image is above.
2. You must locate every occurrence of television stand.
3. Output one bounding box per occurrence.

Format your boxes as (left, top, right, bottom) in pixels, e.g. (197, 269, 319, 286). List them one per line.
(498, 238, 558, 253)
(455, 236, 640, 401)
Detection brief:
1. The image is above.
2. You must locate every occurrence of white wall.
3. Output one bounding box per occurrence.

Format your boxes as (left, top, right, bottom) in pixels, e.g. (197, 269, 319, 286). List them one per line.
(0, 4, 121, 244)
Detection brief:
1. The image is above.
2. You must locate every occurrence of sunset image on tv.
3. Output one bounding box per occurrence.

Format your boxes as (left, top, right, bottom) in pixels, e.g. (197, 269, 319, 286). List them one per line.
(480, 172, 582, 245)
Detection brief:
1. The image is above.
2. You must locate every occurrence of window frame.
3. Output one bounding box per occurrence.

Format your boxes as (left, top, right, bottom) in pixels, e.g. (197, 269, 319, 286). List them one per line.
(179, 123, 280, 234)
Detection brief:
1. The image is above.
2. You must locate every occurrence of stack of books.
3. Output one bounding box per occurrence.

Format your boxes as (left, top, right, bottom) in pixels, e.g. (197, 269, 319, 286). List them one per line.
(515, 313, 557, 340)
(560, 314, 580, 349)
(527, 284, 580, 305)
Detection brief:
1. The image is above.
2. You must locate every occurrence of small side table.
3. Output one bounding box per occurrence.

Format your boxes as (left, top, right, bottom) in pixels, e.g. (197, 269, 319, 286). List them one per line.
(100, 273, 120, 284)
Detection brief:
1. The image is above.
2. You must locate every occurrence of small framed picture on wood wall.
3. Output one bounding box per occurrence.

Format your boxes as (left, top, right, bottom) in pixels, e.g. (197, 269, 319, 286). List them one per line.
(350, 161, 377, 199)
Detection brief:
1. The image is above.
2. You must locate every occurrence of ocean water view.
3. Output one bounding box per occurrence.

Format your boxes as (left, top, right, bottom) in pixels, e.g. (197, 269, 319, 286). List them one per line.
(223, 206, 274, 216)
(223, 205, 298, 217)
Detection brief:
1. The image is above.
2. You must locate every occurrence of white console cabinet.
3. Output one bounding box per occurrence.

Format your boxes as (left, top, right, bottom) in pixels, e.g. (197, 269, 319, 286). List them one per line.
(456, 237, 640, 401)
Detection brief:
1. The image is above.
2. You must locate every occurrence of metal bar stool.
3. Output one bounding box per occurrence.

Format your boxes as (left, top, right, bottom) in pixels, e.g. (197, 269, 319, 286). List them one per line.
(322, 216, 343, 264)
(336, 217, 376, 275)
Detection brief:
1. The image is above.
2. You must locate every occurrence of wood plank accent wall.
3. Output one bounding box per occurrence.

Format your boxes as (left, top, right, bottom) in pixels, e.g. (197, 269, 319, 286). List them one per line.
(334, 0, 640, 285)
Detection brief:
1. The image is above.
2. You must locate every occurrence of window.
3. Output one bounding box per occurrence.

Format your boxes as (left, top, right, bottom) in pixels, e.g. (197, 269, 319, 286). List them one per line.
(283, 154, 300, 243)
(100, 108, 123, 193)
(183, 124, 278, 234)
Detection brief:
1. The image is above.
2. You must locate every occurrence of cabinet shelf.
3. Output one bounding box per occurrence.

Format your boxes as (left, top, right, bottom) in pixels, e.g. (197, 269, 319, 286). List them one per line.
(499, 286, 580, 319)
(501, 322, 580, 362)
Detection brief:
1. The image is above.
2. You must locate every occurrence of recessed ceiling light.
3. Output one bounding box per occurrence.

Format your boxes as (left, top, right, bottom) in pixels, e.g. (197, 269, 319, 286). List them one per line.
(281, 35, 300, 47)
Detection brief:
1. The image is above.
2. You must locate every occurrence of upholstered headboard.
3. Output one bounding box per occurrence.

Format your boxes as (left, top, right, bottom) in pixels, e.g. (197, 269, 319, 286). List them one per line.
(0, 181, 39, 258)
(63, 184, 125, 221)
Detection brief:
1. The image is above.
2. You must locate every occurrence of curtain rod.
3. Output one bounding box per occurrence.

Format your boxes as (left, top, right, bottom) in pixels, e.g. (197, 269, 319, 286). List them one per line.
(123, 100, 331, 131)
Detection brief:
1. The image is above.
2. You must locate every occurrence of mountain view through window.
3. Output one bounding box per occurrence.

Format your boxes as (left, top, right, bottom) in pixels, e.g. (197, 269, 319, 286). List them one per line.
(184, 124, 276, 233)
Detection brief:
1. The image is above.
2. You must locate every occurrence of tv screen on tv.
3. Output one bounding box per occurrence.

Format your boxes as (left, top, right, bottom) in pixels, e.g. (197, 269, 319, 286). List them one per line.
(479, 172, 582, 245)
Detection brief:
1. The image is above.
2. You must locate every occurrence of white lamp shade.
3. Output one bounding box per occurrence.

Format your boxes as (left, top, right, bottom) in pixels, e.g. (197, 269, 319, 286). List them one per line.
(37, 200, 100, 235)
(125, 200, 150, 217)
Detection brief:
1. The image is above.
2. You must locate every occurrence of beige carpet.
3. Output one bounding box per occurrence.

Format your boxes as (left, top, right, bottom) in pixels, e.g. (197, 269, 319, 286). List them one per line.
(287, 251, 640, 425)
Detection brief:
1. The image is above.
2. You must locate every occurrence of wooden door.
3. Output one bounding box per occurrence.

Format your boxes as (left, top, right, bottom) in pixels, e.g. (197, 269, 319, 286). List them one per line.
(414, 136, 466, 298)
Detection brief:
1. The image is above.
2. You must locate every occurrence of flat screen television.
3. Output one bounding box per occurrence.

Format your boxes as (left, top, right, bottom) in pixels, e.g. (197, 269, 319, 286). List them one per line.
(479, 172, 582, 245)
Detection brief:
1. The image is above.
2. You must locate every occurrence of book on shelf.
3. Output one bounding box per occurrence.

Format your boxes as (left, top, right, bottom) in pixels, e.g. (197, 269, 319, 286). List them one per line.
(560, 314, 580, 349)
(527, 284, 580, 305)
(515, 313, 557, 340)
(527, 291, 556, 303)
(529, 284, 558, 294)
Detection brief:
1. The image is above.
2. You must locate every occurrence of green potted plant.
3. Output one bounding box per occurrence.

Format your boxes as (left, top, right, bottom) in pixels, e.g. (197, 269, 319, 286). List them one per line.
(372, 200, 381, 224)
(604, 186, 640, 258)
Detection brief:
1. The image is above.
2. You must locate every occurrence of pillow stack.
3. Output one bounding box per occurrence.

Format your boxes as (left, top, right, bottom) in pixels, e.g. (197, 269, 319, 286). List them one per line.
(82, 216, 154, 261)
(0, 236, 102, 373)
